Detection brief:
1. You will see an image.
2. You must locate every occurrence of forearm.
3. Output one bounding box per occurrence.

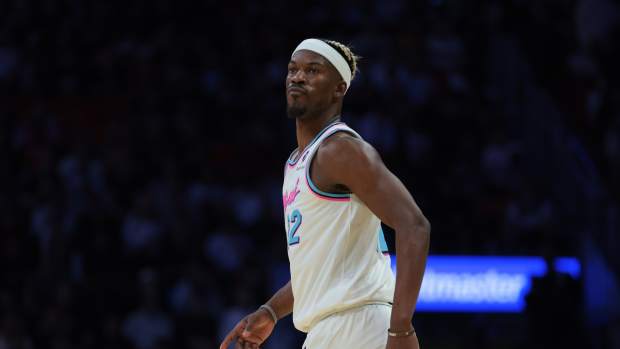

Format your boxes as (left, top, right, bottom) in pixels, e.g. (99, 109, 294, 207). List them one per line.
(265, 281, 294, 320)
(390, 219, 430, 330)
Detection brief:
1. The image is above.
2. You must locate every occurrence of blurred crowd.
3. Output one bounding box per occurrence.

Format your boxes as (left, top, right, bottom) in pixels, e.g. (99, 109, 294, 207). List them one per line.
(0, 0, 618, 348)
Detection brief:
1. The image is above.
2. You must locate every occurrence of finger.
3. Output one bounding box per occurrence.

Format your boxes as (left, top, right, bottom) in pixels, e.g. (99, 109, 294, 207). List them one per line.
(220, 320, 247, 349)
(219, 334, 236, 349)
(245, 341, 260, 349)
(235, 338, 244, 349)
(219, 330, 239, 349)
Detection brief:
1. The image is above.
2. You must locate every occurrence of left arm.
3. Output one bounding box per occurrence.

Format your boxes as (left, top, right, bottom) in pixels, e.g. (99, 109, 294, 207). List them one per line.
(314, 134, 430, 348)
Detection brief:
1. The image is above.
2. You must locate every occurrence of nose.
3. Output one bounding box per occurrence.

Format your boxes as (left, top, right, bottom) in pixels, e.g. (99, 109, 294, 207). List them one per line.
(290, 70, 306, 85)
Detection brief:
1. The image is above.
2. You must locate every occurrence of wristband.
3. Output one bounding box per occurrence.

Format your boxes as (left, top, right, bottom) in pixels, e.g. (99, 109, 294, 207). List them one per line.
(259, 304, 278, 324)
(388, 327, 415, 337)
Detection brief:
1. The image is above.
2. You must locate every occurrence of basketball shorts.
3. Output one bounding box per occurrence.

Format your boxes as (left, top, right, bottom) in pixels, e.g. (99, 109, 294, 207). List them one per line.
(302, 304, 391, 349)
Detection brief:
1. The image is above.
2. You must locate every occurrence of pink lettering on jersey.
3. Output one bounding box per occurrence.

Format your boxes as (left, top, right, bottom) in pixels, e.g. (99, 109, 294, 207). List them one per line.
(283, 178, 301, 211)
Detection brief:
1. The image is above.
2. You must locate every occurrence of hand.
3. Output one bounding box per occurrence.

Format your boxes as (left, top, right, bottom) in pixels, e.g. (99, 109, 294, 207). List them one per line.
(219, 308, 276, 349)
(386, 332, 420, 349)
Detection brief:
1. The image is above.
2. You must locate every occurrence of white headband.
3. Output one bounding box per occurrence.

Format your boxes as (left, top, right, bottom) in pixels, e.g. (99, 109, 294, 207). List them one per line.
(292, 38, 352, 90)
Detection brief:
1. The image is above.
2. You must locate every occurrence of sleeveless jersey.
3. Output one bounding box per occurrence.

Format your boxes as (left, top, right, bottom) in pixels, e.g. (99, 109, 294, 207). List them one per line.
(282, 121, 396, 333)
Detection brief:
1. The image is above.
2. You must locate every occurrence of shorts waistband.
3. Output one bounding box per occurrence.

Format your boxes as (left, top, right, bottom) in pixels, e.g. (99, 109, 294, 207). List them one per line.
(307, 301, 392, 333)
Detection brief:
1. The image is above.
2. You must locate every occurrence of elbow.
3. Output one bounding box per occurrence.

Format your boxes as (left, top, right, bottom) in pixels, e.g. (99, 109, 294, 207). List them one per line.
(417, 215, 431, 242)
(397, 212, 431, 242)
(406, 210, 430, 245)
(422, 215, 431, 235)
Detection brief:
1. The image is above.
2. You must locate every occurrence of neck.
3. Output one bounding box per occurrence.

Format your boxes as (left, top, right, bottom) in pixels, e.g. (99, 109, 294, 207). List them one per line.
(295, 110, 341, 152)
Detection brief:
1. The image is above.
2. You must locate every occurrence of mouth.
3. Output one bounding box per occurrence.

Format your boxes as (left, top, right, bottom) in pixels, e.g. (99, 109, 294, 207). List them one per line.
(287, 87, 306, 95)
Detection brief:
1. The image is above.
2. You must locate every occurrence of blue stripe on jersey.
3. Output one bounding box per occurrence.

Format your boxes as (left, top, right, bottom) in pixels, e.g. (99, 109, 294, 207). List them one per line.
(378, 226, 389, 253)
(286, 149, 301, 166)
(305, 170, 351, 198)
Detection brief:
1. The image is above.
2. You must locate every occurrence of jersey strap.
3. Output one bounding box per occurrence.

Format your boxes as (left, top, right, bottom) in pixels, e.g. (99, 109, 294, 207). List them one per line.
(304, 124, 362, 201)
(286, 121, 345, 168)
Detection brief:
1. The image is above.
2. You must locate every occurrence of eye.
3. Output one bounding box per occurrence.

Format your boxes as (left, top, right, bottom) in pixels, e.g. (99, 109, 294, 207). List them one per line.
(307, 68, 318, 74)
(288, 67, 298, 75)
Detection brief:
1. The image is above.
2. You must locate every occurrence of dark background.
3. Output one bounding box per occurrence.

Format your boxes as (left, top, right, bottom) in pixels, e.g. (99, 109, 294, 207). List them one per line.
(1, 0, 619, 348)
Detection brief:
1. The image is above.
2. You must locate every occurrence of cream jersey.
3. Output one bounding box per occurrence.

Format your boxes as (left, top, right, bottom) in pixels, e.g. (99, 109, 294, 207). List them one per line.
(282, 121, 395, 333)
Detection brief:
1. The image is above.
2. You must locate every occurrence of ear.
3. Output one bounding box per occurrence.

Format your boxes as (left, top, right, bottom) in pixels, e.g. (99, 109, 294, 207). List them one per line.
(333, 81, 347, 99)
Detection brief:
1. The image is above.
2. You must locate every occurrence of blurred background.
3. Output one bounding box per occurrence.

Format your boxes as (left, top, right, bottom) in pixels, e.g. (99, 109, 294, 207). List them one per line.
(1, 0, 619, 348)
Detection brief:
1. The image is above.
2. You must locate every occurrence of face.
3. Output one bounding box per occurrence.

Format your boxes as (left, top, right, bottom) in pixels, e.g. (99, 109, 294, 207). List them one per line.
(286, 50, 346, 119)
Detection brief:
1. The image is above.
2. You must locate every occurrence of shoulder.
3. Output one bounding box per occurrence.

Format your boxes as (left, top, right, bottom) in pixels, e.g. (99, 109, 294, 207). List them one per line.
(315, 131, 382, 171)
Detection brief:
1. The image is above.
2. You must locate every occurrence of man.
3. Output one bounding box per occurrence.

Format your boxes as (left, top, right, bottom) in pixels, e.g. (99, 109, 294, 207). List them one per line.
(220, 38, 430, 349)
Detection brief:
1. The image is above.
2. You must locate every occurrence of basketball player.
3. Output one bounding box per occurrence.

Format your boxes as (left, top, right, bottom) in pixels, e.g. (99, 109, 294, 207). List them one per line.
(219, 38, 430, 349)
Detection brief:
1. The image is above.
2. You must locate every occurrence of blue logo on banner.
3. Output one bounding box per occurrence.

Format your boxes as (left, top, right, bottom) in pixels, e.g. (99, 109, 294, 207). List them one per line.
(390, 255, 581, 312)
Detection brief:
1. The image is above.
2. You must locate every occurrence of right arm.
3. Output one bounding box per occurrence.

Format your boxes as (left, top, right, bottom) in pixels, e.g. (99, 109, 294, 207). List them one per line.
(219, 281, 293, 349)
(265, 280, 294, 320)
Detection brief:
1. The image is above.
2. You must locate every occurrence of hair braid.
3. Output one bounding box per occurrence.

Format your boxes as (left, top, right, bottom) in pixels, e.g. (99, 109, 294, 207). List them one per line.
(323, 40, 361, 81)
